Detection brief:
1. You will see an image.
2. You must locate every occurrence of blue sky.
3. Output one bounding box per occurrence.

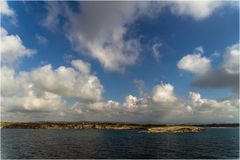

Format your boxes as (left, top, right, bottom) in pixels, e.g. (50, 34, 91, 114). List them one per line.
(1, 1, 239, 123)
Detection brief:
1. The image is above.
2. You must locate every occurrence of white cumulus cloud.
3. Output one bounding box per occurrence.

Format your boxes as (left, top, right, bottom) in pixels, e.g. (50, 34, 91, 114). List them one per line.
(152, 82, 177, 104)
(188, 92, 238, 123)
(1, 59, 104, 121)
(177, 47, 211, 75)
(222, 43, 239, 74)
(30, 60, 103, 102)
(0, 27, 35, 66)
(0, 0, 14, 17)
(0, 66, 67, 113)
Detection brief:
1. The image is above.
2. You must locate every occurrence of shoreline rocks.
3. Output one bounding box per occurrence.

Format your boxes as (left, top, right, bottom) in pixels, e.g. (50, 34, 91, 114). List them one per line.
(146, 126, 205, 133)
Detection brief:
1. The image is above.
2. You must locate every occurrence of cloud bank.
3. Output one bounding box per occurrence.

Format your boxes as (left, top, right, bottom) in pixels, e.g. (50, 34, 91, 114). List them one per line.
(70, 82, 238, 124)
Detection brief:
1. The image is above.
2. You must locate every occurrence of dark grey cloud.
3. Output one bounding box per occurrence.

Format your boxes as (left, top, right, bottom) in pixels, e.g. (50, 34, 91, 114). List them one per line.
(192, 43, 239, 90)
(193, 70, 239, 89)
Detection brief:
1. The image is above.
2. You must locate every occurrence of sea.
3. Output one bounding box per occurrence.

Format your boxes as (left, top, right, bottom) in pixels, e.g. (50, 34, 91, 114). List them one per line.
(1, 128, 239, 159)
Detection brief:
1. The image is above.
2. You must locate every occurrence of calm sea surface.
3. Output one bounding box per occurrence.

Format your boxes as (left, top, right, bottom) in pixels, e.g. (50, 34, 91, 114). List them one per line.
(1, 128, 239, 159)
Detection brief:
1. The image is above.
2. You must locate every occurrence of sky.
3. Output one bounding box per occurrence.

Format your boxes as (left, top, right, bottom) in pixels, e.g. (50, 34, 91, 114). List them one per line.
(0, 1, 239, 123)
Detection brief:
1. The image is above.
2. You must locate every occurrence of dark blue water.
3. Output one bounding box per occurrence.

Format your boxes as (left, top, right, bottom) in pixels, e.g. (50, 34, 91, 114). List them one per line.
(1, 128, 239, 159)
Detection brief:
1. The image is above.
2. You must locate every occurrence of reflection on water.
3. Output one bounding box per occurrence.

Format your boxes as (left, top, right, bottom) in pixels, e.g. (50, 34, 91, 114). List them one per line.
(1, 128, 239, 159)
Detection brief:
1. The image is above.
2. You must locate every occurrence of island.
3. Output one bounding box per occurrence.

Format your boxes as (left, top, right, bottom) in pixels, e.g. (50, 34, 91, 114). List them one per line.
(0, 122, 238, 133)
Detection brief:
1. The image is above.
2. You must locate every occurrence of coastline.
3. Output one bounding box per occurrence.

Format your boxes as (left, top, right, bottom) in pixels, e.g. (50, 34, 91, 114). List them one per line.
(1, 122, 238, 133)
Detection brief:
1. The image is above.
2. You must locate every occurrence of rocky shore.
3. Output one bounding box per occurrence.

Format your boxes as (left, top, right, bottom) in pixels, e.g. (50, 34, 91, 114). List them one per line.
(0, 122, 238, 133)
(146, 126, 204, 133)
